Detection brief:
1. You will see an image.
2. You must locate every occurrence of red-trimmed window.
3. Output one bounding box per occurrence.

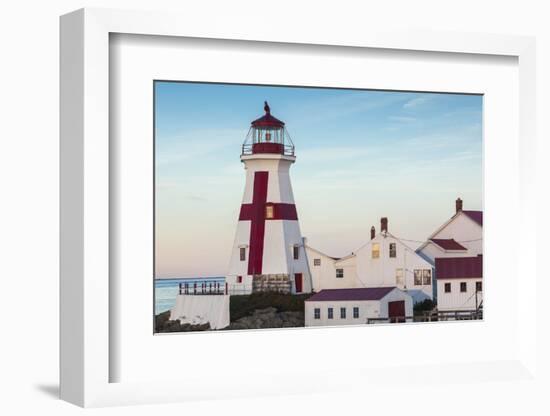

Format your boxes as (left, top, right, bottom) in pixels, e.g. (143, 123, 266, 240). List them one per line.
(237, 276, 243, 283)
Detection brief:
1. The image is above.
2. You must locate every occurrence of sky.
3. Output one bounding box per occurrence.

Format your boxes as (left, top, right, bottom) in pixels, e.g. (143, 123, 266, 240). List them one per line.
(155, 82, 483, 278)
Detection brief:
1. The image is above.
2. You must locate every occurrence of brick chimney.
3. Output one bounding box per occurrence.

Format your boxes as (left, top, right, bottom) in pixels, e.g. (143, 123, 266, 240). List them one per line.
(381, 217, 388, 233)
(456, 197, 463, 213)
(370, 226, 375, 240)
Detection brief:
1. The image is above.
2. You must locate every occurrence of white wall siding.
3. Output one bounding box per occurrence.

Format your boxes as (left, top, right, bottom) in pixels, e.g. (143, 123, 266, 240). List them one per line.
(226, 153, 311, 294)
(418, 212, 482, 264)
(355, 233, 433, 300)
(306, 246, 359, 291)
(437, 278, 483, 311)
(334, 256, 359, 288)
(240, 157, 296, 204)
(306, 233, 433, 302)
(304, 288, 413, 327)
(282, 221, 312, 293)
(305, 300, 381, 327)
(170, 295, 230, 329)
(226, 220, 251, 283)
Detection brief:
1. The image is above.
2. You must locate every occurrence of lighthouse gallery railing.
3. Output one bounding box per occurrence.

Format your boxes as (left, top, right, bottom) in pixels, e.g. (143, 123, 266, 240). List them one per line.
(241, 126, 295, 156)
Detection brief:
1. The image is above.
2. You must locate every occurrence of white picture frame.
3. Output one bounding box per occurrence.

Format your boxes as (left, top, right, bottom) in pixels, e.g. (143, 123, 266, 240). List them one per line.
(60, 7, 538, 408)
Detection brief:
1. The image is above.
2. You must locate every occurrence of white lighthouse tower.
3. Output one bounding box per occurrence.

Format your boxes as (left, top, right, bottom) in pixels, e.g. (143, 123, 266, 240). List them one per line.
(226, 102, 312, 295)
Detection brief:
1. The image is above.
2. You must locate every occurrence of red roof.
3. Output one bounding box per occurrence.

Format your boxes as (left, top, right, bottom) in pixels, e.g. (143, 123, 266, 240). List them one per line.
(251, 113, 285, 128)
(430, 238, 467, 251)
(305, 287, 396, 302)
(462, 210, 483, 226)
(251, 101, 285, 128)
(435, 255, 483, 279)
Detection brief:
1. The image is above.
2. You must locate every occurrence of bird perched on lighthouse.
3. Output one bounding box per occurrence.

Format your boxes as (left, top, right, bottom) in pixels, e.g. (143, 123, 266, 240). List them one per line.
(226, 102, 312, 295)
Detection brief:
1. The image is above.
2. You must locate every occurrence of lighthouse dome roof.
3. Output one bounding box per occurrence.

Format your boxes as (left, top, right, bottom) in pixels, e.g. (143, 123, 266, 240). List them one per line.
(251, 101, 285, 128)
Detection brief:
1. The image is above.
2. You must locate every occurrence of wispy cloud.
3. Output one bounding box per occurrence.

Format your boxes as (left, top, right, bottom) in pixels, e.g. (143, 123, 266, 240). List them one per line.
(403, 96, 431, 109)
(284, 92, 411, 124)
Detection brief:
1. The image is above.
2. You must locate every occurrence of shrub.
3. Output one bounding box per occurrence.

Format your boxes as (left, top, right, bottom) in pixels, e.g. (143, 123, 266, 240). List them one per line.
(414, 299, 436, 313)
(230, 292, 310, 322)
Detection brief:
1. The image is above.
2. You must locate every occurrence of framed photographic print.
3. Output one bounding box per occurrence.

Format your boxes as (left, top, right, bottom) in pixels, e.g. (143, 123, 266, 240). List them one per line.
(60, 7, 538, 408)
(153, 81, 484, 334)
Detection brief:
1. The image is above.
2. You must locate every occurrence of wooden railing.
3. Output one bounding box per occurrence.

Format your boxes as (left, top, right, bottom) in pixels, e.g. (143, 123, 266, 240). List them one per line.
(178, 281, 226, 295)
(367, 309, 482, 324)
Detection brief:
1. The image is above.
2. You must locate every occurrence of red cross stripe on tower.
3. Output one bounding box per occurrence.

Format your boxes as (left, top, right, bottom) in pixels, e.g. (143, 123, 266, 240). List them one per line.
(239, 171, 298, 275)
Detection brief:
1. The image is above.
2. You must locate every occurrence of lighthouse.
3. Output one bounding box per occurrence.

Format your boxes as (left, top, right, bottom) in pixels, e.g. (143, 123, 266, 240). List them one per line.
(226, 102, 312, 295)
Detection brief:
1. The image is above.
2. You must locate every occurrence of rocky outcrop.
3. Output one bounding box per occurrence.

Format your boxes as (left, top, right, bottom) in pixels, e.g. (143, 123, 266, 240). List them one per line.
(155, 310, 211, 333)
(227, 307, 304, 330)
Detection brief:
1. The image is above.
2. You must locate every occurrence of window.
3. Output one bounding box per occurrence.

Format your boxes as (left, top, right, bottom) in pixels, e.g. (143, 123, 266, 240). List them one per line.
(444, 282, 451, 293)
(476, 281, 483, 292)
(293, 245, 299, 260)
(265, 205, 274, 219)
(314, 308, 320, 319)
(340, 307, 347, 319)
(313, 258, 321, 266)
(422, 269, 432, 285)
(336, 268, 344, 278)
(460, 282, 467, 292)
(353, 307, 359, 319)
(372, 243, 380, 259)
(236, 276, 243, 283)
(395, 268, 404, 286)
(389, 243, 396, 258)
(414, 269, 422, 285)
(239, 247, 246, 261)
(328, 308, 333, 319)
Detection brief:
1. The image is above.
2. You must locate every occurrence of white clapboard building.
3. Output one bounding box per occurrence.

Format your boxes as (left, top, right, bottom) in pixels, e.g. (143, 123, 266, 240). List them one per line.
(305, 287, 413, 327)
(416, 198, 483, 263)
(306, 217, 434, 303)
(416, 198, 483, 311)
(435, 256, 483, 311)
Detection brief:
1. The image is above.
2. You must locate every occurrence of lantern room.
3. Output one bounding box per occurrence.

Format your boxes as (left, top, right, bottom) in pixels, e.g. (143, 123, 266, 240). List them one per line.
(242, 102, 295, 156)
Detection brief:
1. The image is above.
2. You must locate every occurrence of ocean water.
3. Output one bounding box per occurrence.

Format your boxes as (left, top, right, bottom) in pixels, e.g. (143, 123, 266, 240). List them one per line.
(155, 277, 225, 315)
